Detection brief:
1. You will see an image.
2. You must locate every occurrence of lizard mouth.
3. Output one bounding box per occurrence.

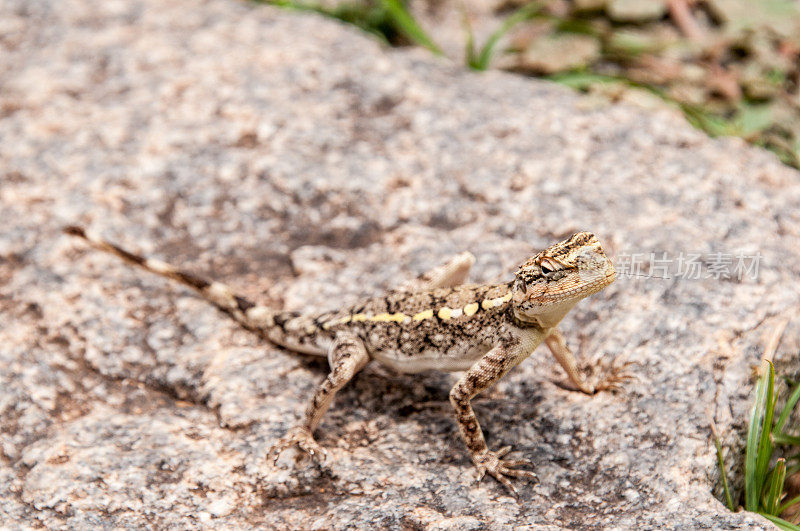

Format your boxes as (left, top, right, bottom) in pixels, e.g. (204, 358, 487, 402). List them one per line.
(535, 269, 615, 303)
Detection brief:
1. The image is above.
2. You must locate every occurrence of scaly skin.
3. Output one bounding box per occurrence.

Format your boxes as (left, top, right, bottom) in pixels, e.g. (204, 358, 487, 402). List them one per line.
(64, 227, 629, 494)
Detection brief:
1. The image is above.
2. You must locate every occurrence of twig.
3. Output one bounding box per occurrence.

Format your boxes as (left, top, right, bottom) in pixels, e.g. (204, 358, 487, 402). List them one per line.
(667, 0, 704, 42)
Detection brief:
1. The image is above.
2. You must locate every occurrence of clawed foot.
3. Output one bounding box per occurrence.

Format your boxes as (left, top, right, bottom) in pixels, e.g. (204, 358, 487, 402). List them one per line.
(578, 357, 635, 394)
(267, 426, 328, 466)
(473, 446, 537, 495)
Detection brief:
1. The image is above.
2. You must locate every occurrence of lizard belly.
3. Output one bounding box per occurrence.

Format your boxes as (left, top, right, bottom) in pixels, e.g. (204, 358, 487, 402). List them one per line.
(370, 342, 492, 373)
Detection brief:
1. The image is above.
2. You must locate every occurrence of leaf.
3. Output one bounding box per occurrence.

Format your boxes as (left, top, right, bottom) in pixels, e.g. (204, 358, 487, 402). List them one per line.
(761, 513, 800, 531)
(463, 7, 477, 69)
(755, 361, 777, 503)
(712, 421, 736, 511)
(746, 360, 770, 511)
(775, 380, 800, 434)
(548, 71, 623, 90)
(378, 0, 443, 55)
(735, 103, 774, 138)
(779, 492, 800, 516)
(681, 103, 737, 137)
(470, 2, 543, 71)
(774, 434, 800, 446)
(765, 459, 787, 515)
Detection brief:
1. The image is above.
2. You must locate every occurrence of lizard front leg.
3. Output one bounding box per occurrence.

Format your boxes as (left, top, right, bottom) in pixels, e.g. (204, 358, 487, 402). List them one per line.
(268, 333, 369, 465)
(449, 328, 542, 493)
(544, 327, 631, 394)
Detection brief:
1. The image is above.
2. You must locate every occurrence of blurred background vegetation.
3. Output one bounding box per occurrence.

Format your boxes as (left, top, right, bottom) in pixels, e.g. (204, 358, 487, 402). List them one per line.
(258, 0, 800, 168)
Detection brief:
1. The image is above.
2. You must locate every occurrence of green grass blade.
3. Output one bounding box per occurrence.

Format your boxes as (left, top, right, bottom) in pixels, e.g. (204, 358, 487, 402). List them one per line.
(786, 462, 800, 477)
(761, 513, 800, 531)
(680, 103, 737, 137)
(755, 361, 777, 503)
(378, 0, 442, 55)
(734, 103, 774, 138)
(254, 0, 394, 44)
(462, 7, 477, 68)
(471, 2, 542, 70)
(774, 434, 800, 445)
(712, 421, 735, 511)
(547, 71, 623, 89)
(765, 458, 787, 515)
(747, 361, 770, 511)
(776, 380, 800, 434)
(779, 492, 800, 515)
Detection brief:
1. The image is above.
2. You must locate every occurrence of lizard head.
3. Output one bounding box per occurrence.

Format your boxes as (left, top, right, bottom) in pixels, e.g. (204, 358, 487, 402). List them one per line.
(511, 232, 615, 328)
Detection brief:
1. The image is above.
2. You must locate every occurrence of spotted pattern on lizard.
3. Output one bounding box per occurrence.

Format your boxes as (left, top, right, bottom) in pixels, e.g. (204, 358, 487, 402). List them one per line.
(64, 226, 629, 494)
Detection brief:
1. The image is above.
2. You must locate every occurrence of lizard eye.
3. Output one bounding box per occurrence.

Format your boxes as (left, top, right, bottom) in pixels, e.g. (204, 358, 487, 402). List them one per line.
(539, 258, 572, 278)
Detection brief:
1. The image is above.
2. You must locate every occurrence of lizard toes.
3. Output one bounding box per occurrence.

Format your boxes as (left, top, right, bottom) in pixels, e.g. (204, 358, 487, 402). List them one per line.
(495, 445, 512, 458)
(587, 357, 636, 393)
(268, 427, 328, 467)
(473, 447, 537, 494)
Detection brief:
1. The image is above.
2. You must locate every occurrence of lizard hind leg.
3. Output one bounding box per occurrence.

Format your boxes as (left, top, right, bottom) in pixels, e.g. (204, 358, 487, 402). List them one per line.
(268, 333, 369, 466)
(398, 251, 476, 292)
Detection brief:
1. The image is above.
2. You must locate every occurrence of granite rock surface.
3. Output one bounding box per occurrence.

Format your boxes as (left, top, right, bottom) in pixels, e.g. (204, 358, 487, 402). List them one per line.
(2, 0, 799, 527)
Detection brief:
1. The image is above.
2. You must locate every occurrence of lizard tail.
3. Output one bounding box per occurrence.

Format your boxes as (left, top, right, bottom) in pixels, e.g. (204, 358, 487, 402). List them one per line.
(63, 225, 274, 329)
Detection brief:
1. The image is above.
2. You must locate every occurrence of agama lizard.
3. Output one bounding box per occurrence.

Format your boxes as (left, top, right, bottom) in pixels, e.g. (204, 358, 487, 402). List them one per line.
(64, 227, 626, 493)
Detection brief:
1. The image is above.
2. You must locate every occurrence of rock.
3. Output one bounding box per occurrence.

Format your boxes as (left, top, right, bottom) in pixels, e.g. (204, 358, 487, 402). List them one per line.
(607, 0, 668, 22)
(516, 33, 601, 74)
(574, 0, 607, 12)
(741, 65, 782, 101)
(707, 0, 800, 37)
(1, 0, 797, 528)
(606, 25, 682, 55)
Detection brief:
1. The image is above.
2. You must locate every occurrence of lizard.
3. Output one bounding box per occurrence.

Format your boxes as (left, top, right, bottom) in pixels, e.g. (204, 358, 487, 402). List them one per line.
(63, 226, 626, 493)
